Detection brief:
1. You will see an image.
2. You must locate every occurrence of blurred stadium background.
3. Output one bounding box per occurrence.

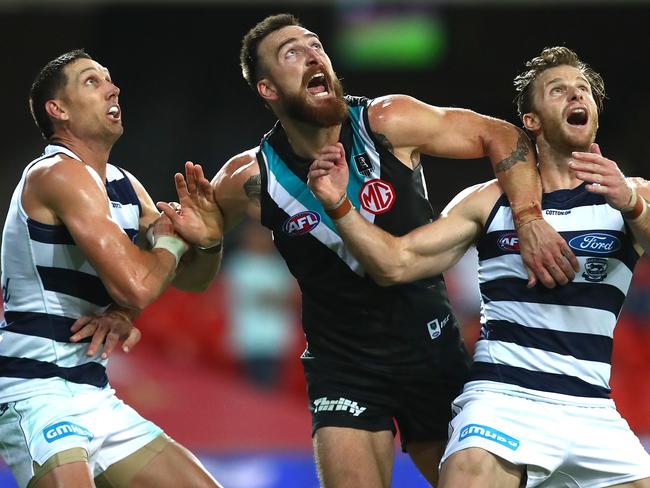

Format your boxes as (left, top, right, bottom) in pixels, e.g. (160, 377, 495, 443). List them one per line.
(1, 0, 649, 486)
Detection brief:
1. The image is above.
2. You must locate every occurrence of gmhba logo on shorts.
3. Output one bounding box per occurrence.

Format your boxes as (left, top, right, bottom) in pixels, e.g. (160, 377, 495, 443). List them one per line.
(359, 179, 395, 215)
(282, 211, 321, 236)
(459, 423, 520, 450)
(43, 421, 94, 443)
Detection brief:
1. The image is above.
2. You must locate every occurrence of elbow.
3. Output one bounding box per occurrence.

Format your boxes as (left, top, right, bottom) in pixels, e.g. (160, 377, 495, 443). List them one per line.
(108, 281, 159, 310)
(371, 266, 407, 287)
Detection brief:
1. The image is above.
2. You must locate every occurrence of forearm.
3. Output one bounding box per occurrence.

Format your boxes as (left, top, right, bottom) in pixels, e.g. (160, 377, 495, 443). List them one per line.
(333, 207, 410, 285)
(110, 248, 179, 309)
(172, 244, 223, 291)
(488, 125, 543, 226)
(625, 183, 650, 253)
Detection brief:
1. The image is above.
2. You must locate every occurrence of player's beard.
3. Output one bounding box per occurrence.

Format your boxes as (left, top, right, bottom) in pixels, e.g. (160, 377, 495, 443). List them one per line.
(281, 75, 348, 128)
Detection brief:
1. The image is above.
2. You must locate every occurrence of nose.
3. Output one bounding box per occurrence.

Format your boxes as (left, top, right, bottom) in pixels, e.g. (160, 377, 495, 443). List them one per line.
(107, 81, 120, 99)
(568, 85, 582, 101)
(305, 46, 321, 66)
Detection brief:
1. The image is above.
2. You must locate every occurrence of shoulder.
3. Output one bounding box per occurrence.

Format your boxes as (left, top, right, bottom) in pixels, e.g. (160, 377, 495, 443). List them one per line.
(443, 179, 502, 223)
(27, 153, 103, 194)
(215, 147, 260, 186)
(367, 95, 423, 127)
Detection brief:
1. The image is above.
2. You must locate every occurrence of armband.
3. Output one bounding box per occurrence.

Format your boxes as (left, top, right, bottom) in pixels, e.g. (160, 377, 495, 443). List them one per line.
(325, 194, 353, 220)
(153, 236, 187, 267)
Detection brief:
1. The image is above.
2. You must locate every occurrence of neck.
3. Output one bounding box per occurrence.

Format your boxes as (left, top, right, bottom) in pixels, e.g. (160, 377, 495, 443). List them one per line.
(280, 117, 342, 160)
(50, 133, 113, 181)
(536, 137, 584, 193)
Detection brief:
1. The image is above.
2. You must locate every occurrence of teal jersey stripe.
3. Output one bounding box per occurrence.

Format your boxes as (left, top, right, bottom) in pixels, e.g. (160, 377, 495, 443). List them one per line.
(261, 143, 340, 234)
(261, 103, 373, 234)
(346, 104, 369, 210)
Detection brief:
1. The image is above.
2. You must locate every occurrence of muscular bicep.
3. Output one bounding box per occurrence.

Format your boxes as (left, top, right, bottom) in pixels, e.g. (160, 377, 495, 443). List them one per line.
(38, 163, 143, 283)
(395, 186, 486, 281)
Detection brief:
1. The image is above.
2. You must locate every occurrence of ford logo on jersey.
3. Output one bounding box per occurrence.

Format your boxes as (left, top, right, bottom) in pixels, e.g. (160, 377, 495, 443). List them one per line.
(283, 211, 321, 236)
(568, 233, 621, 254)
(497, 232, 520, 251)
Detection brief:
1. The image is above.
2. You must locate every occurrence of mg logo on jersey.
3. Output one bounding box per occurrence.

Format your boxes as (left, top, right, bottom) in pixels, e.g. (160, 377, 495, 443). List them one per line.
(359, 179, 395, 215)
(497, 232, 520, 252)
(282, 211, 321, 236)
(459, 424, 520, 450)
(43, 421, 94, 443)
(569, 233, 621, 254)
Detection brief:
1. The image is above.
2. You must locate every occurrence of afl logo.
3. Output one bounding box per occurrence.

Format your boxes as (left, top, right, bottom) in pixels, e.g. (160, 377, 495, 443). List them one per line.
(497, 232, 520, 252)
(359, 179, 395, 215)
(283, 211, 321, 236)
(568, 233, 621, 254)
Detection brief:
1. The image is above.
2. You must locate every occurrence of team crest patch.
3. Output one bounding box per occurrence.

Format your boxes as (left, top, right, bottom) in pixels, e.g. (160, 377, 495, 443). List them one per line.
(582, 257, 608, 282)
(282, 211, 321, 236)
(359, 179, 395, 215)
(354, 153, 373, 177)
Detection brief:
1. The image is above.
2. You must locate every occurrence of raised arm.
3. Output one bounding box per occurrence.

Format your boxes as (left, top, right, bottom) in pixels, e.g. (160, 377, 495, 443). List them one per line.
(368, 95, 579, 287)
(571, 143, 650, 254)
(153, 162, 223, 291)
(26, 156, 186, 311)
(157, 149, 263, 289)
(308, 144, 488, 284)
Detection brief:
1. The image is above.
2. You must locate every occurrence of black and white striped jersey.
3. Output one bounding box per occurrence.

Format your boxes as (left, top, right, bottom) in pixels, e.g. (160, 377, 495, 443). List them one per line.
(0, 144, 140, 401)
(468, 183, 639, 405)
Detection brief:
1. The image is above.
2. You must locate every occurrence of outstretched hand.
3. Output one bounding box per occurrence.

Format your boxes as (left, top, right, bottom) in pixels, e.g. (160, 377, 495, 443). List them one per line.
(569, 143, 634, 211)
(308, 143, 350, 208)
(157, 162, 223, 247)
(70, 307, 141, 359)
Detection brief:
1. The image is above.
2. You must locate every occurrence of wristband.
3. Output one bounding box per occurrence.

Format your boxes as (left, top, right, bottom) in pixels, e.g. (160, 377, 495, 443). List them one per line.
(153, 236, 187, 267)
(513, 201, 543, 229)
(623, 196, 648, 222)
(326, 197, 353, 220)
(197, 240, 223, 254)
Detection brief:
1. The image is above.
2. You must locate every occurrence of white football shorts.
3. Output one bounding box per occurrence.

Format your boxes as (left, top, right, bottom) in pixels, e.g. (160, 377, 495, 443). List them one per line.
(441, 389, 650, 487)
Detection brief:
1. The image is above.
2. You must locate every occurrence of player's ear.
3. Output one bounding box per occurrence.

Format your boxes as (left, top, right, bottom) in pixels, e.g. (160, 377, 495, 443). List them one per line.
(257, 79, 278, 102)
(522, 112, 540, 132)
(45, 99, 69, 122)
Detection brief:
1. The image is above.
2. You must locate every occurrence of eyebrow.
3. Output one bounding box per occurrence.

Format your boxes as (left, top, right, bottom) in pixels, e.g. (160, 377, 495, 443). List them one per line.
(77, 66, 110, 79)
(276, 33, 319, 56)
(546, 75, 589, 87)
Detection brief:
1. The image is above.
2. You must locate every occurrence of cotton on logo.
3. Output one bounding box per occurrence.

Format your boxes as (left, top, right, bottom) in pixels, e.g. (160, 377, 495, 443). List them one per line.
(359, 179, 395, 215)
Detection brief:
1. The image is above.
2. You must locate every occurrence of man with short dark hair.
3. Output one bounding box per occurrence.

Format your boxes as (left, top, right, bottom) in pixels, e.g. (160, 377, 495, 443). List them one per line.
(0, 50, 222, 488)
(162, 15, 580, 487)
(307, 46, 650, 488)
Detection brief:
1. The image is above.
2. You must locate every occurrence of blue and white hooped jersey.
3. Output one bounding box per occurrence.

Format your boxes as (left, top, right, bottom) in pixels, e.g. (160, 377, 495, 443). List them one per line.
(0, 144, 141, 401)
(467, 184, 640, 406)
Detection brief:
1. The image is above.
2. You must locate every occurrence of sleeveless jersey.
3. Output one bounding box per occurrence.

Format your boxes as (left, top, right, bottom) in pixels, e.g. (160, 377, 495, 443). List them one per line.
(468, 183, 639, 405)
(257, 96, 468, 373)
(0, 144, 140, 401)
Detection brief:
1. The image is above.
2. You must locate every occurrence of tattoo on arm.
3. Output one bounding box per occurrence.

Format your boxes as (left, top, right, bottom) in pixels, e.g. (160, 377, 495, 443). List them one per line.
(375, 133, 394, 154)
(494, 132, 531, 173)
(243, 174, 261, 203)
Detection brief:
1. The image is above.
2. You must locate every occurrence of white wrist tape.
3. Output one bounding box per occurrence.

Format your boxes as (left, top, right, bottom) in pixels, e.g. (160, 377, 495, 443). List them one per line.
(153, 236, 187, 267)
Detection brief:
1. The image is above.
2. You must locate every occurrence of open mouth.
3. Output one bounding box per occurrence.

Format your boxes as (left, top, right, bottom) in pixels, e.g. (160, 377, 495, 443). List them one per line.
(107, 105, 121, 120)
(566, 107, 588, 126)
(306, 73, 329, 97)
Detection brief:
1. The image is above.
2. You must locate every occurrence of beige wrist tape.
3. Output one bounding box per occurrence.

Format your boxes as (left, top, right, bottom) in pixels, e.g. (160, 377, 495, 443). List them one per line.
(153, 236, 187, 266)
